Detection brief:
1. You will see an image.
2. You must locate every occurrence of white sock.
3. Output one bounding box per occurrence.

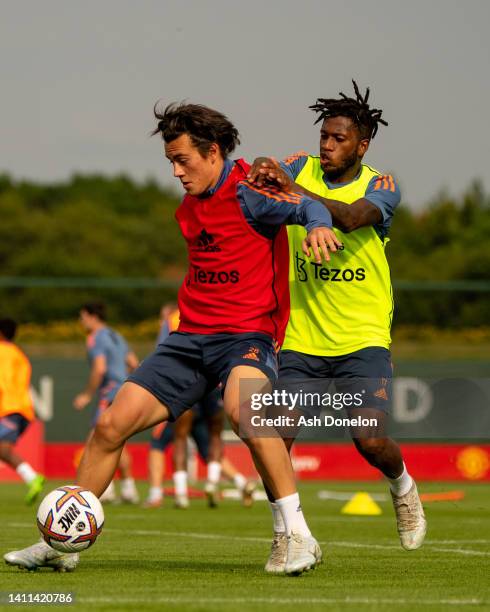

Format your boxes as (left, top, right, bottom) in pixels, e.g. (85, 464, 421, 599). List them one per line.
(275, 492, 311, 537)
(148, 486, 162, 502)
(269, 501, 286, 533)
(121, 477, 137, 494)
(100, 480, 116, 499)
(388, 463, 413, 497)
(173, 470, 188, 496)
(16, 462, 37, 484)
(207, 461, 221, 484)
(233, 473, 247, 491)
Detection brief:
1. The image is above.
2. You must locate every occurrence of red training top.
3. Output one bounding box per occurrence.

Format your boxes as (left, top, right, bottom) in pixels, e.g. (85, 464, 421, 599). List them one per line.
(175, 160, 290, 345)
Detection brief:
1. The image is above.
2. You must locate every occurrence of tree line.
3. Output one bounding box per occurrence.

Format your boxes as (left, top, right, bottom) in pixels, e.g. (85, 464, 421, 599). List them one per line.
(1, 173, 488, 327)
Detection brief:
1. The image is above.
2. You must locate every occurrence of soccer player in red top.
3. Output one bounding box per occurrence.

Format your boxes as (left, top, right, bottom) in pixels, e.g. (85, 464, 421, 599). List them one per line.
(4, 103, 341, 575)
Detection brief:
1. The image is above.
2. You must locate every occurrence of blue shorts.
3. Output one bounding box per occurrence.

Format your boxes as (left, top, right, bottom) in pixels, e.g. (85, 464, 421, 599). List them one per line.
(195, 387, 223, 419)
(129, 332, 277, 421)
(0, 413, 30, 443)
(149, 389, 222, 459)
(150, 419, 210, 461)
(151, 421, 175, 452)
(91, 384, 121, 428)
(278, 347, 393, 413)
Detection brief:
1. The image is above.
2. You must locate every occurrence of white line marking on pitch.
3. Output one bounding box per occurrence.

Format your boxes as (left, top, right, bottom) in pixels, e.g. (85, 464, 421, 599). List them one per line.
(7, 523, 490, 556)
(79, 596, 486, 606)
(103, 527, 490, 556)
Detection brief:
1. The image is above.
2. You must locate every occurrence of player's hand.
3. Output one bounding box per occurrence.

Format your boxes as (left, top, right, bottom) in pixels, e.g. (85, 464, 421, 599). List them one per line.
(247, 157, 295, 191)
(73, 392, 91, 411)
(303, 227, 343, 263)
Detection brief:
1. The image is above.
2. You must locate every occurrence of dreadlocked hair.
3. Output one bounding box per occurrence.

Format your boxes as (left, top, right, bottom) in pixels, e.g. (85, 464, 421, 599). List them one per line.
(309, 80, 388, 140)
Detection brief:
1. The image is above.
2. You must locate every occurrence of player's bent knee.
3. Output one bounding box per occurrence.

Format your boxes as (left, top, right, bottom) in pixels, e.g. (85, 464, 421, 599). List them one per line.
(354, 437, 386, 457)
(0, 443, 12, 461)
(93, 411, 127, 450)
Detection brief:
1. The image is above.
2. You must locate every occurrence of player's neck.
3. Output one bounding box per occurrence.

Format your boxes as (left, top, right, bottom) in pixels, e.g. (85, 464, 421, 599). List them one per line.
(89, 322, 106, 333)
(327, 161, 362, 184)
(207, 158, 226, 191)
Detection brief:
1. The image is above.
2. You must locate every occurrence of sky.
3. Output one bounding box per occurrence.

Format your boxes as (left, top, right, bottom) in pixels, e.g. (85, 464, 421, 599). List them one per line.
(1, 0, 489, 208)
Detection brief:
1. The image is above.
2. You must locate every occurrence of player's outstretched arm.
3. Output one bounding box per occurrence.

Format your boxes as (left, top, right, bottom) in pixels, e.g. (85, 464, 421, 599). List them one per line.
(303, 194, 383, 233)
(126, 351, 140, 372)
(73, 355, 106, 411)
(238, 181, 343, 262)
(248, 157, 389, 233)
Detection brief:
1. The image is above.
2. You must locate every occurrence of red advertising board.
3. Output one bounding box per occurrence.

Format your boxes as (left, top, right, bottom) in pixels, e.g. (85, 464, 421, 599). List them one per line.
(37, 442, 490, 482)
(2, 431, 488, 482)
(0, 420, 45, 481)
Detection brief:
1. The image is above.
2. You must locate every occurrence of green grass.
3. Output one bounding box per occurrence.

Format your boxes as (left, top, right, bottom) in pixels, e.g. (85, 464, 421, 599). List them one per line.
(1, 480, 489, 611)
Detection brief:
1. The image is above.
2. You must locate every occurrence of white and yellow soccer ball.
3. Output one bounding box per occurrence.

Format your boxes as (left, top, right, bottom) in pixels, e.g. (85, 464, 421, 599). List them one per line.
(36, 485, 104, 552)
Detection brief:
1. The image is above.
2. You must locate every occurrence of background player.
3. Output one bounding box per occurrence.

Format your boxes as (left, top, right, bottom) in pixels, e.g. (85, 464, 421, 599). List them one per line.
(146, 409, 256, 509)
(0, 318, 45, 505)
(74, 302, 140, 504)
(249, 81, 426, 572)
(145, 305, 256, 509)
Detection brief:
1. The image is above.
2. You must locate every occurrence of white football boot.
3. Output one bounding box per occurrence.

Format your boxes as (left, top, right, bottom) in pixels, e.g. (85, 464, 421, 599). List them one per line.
(120, 479, 140, 505)
(99, 480, 119, 504)
(241, 480, 257, 508)
(284, 532, 323, 576)
(174, 494, 190, 509)
(264, 532, 288, 574)
(4, 540, 79, 572)
(391, 481, 427, 550)
(204, 482, 219, 508)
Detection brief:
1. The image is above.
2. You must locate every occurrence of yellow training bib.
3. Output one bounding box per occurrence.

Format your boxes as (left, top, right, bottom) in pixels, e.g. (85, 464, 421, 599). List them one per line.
(283, 157, 393, 356)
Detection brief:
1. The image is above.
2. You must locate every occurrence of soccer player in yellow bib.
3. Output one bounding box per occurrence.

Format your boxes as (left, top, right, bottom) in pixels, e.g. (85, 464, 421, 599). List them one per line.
(249, 81, 426, 573)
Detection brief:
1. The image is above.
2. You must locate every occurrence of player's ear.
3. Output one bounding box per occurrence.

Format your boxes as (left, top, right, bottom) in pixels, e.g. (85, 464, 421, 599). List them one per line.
(358, 138, 370, 158)
(207, 142, 220, 163)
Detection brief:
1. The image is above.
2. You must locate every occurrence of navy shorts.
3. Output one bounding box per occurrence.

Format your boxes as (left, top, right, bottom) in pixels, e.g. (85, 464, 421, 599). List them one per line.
(278, 347, 393, 413)
(0, 413, 30, 443)
(150, 419, 210, 461)
(129, 332, 278, 420)
(91, 385, 120, 428)
(150, 388, 223, 459)
(151, 421, 175, 451)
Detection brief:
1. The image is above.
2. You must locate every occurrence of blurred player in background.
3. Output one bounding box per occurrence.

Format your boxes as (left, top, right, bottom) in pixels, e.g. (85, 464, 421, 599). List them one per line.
(144, 305, 255, 509)
(249, 81, 426, 572)
(146, 408, 256, 509)
(74, 302, 140, 504)
(0, 318, 45, 504)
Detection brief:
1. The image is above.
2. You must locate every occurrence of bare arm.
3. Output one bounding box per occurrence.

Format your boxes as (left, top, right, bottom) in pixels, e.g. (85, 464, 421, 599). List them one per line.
(73, 355, 106, 410)
(126, 351, 139, 372)
(297, 189, 382, 233)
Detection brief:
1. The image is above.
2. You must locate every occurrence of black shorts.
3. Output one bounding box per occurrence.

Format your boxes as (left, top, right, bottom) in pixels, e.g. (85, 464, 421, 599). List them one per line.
(129, 332, 277, 420)
(277, 347, 393, 413)
(0, 413, 30, 443)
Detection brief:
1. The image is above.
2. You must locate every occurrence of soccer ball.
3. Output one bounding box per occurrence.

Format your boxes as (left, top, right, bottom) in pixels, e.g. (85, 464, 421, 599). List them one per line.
(36, 485, 104, 553)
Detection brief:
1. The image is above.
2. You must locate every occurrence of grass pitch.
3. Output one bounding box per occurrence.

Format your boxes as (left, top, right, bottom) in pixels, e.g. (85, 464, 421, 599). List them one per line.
(1, 480, 489, 611)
